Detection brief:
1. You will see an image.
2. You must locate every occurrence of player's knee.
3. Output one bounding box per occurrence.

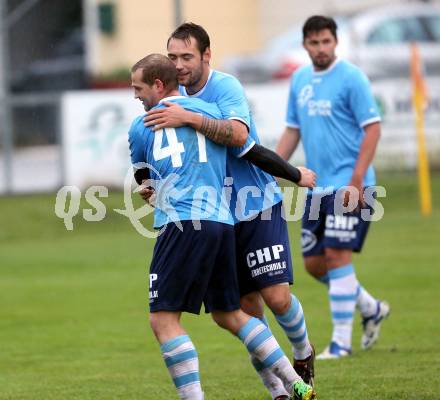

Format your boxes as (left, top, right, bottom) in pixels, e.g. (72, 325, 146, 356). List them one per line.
(304, 256, 326, 280)
(304, 262, 320, 279)
(211, 310, 244, 335)
(324, 253, 336, 267)
(149, 312, 184, 342)
(210, 311, 227, 330)
(324, 250, 351, 268)
(265, 291, 291, 315)
(240, 292, 264, 319)
(149, 312, 174, 337)
(149, 313, 161, 337)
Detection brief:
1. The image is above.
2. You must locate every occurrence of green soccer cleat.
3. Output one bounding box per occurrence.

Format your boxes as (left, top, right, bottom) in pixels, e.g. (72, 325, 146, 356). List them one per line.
(292, 380, 317, 400)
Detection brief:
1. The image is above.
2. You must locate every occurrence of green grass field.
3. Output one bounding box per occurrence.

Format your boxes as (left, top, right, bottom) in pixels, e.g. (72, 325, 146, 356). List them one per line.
(1, 173, 440, 399)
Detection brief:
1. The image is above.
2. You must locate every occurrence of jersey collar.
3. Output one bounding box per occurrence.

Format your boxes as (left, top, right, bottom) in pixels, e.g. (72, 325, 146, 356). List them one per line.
(312, 58, 341, 76)
(159, 95, 186, 104)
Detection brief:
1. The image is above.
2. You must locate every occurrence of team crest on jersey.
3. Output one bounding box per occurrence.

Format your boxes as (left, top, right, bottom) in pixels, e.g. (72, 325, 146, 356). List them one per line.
(298, 85, 314, 108)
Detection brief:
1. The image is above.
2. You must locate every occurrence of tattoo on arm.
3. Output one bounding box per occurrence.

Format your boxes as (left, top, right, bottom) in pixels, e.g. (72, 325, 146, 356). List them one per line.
(200, 117, 234, 146)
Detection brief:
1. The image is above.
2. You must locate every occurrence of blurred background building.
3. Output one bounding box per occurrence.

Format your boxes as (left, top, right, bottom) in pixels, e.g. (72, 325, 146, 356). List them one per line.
(0, 0, 439, 194)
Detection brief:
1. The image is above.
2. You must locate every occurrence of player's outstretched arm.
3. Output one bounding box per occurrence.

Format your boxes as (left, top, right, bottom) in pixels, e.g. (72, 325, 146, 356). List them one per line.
(242, 144, 316, 188)
(143, 102, 247, 146)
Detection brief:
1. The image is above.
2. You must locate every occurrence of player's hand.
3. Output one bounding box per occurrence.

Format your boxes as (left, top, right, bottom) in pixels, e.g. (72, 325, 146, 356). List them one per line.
(143, 102, 188, 131)
(297, 166, 316, 188)
(137, 181, 156, 207)
(344, 175, 365, 210)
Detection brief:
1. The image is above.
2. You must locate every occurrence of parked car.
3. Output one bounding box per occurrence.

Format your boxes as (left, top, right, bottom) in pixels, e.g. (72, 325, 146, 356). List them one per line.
(222, 3, 440, 83)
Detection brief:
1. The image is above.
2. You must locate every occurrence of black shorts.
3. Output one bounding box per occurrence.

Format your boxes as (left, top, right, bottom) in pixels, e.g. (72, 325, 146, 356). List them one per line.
(149, 220, 240, 314)
(234, 202, 294, 297)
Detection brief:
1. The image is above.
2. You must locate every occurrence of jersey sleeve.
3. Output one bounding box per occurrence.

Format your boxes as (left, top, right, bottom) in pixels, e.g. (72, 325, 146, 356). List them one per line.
(213, 75, 251, 128)
(285, 74, 300, 128)
(348, 70, 381, 128)
(228, 133, 256, 158)
(128, 116, 149, 166)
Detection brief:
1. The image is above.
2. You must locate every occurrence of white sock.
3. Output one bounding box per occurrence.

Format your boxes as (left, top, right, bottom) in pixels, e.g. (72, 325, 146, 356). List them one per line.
(328, 264, 358, 349)
(250, 316, 289, 399)
(275, 294, 312, 360)
(251, 356, 290, 399)
(357, 285, 378, 318)
(238, 317, 301, 392)
(160, 335, 203, 400)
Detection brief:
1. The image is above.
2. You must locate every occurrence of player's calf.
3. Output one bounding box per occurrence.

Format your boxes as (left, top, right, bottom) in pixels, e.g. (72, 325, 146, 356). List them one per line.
(274, 293, 313, 361)
(160, 335, 204, 400)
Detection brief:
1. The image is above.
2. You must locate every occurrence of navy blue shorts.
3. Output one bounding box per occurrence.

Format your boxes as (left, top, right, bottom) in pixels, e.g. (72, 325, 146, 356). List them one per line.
(235, 202, 294, 297)
(301, 191, 372, 256)
(149, 220, 240, 314)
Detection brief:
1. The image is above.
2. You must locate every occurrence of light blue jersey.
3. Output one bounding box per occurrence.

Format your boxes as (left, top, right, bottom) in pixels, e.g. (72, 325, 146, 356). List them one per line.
(180, 70, 283, 221)
(129, 95, 233, 228)
(286, 59, 381, 191)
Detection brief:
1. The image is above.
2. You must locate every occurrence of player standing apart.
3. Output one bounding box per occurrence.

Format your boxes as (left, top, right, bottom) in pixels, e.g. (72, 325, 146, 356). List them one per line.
(276, 16, 390, 359)
(144, 23, 317, 399)
(129, 54, 316, 400)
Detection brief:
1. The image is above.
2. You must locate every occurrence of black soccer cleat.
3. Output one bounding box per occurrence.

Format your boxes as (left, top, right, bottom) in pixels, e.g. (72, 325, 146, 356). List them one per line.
(293, 344, 315, 388)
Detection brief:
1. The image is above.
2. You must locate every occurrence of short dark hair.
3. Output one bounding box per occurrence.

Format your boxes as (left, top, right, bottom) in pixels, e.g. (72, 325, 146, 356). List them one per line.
(302, 16, 338, 41)
(167, 22, 210, 55)
(131, 53, 178, 91)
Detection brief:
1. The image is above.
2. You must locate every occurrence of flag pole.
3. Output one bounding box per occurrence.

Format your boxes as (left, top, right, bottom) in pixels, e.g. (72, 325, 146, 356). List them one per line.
(410, 43, 432, 216)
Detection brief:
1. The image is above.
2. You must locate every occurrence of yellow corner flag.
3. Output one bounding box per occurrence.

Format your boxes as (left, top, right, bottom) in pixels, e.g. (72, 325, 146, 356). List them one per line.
(410, 43, 432, 216)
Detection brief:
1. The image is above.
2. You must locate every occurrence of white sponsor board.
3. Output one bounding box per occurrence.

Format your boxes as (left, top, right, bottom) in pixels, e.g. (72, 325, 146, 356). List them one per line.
(62, 89, 144, 188)
(61, 78, 440, 189)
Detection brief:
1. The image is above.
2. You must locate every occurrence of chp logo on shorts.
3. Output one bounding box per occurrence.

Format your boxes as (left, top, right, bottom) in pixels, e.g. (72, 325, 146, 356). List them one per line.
(246, 245, 287, 278)
(301, 229, 317, 253)
(324, 215, 359, 242)
(149, 273, 159, 303)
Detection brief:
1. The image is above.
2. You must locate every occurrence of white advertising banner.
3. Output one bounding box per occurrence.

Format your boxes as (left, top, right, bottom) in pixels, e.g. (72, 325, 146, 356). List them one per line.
(62, 89, 144, 188)
(61, 78, 440, 189)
